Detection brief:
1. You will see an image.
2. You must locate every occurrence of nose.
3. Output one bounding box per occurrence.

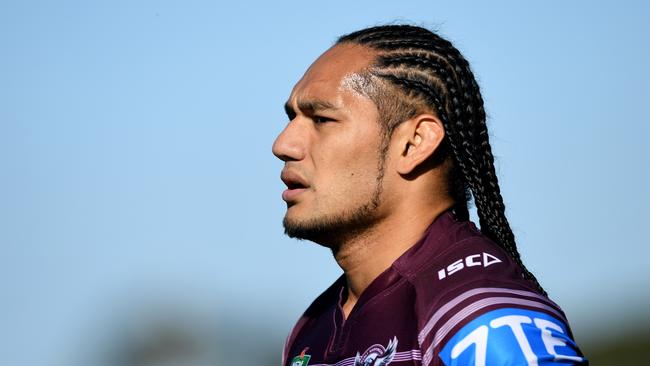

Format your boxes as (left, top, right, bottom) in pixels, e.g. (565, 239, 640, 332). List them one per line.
(272, 119, 307, 162)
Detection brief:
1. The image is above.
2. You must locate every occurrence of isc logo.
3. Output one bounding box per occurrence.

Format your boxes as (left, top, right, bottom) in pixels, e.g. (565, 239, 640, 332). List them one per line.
(437, 252, 502, 280)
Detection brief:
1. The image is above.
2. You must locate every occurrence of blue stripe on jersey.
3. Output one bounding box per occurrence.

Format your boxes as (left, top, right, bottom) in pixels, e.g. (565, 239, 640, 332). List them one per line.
(438, 308, 586, 366)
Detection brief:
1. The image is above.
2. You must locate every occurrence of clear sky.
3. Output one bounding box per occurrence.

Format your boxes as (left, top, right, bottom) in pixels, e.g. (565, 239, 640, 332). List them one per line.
(1, 1, 649, 365)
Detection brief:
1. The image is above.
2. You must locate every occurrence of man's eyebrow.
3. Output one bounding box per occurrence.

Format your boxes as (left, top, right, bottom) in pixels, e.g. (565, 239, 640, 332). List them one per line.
(284, 99, 339, 116)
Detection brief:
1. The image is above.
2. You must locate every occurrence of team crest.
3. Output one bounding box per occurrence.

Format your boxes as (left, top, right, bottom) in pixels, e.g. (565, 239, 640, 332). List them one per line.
(354, 336, 398, 366)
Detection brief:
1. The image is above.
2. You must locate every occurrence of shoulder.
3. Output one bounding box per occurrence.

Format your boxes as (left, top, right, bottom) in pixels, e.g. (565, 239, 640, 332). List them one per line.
(408, 220, 541, 321)
(407, 224, 587, 365)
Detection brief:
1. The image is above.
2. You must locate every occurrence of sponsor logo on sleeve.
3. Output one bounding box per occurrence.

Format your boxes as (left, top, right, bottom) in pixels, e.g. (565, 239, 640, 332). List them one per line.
(438, 308, 585, 366)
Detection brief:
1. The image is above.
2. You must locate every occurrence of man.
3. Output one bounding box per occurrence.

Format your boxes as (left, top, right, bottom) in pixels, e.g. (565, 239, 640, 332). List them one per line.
(273, 25, 587, 366)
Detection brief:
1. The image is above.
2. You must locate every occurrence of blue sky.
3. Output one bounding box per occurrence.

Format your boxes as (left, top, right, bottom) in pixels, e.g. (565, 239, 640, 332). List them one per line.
(1, 1, 648, 364)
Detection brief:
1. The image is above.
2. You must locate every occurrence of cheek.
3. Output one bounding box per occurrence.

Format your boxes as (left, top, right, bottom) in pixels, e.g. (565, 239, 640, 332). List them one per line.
(315, 144, 382, 196)
(311, 121, 384, 189)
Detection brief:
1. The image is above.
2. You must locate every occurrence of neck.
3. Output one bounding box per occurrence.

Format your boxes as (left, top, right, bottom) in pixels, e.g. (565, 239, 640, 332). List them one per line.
(335, 200, 453, 318)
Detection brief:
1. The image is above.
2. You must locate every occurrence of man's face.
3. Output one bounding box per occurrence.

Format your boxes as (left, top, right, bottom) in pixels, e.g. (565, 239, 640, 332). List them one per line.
(272, 44, 390, 246)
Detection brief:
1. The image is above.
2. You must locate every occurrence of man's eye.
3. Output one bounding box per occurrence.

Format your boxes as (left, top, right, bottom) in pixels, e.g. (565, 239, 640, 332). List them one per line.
(314, 116, 334, 124)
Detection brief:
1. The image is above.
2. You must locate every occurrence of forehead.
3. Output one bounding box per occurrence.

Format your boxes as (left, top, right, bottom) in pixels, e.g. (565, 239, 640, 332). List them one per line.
(289, 43, 377, 103)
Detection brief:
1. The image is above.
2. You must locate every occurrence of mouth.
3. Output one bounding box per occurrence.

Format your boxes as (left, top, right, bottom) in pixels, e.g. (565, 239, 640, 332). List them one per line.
(281, 170, 310, 201)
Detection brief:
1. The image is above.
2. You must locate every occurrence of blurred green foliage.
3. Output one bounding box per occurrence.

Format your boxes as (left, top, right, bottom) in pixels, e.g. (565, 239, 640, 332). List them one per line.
(582, 329, 650, 366)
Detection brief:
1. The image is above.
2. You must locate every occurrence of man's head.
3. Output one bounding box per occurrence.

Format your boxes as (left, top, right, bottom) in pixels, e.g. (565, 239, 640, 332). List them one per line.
(271, 44, 397, 246)
(273, 24, 544, 293)
(273, 38, 455, 246)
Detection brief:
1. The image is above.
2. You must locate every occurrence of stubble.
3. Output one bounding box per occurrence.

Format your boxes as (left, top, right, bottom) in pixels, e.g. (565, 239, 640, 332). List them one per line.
(282, 151, 387, 251)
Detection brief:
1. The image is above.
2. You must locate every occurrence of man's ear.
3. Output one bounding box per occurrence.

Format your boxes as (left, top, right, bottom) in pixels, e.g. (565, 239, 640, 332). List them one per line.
(394, 113, 446, 175)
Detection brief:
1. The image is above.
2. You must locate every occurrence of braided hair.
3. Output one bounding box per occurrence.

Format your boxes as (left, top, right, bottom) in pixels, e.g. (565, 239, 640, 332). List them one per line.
(337, 25, 546, 295)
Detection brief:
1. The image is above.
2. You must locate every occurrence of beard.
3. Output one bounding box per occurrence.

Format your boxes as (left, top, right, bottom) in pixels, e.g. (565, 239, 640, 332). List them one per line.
(282, 155, 386, 251)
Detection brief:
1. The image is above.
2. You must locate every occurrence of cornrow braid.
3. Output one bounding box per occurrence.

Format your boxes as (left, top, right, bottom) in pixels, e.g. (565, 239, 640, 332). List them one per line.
(337, 25, 546, 295)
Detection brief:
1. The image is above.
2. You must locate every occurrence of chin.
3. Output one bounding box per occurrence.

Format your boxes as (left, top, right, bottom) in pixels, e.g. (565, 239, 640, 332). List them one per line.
(282, 202, 381, 251)
(282, 214, 329, 243)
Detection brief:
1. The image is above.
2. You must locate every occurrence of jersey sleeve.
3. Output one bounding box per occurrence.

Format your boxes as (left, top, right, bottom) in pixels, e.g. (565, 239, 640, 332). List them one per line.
(412, 237, 588, 366)
(435, 307, 587, 366)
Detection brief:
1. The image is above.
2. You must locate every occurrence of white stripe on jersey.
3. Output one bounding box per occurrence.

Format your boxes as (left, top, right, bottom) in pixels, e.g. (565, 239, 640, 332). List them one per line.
(310, 350, 422, 366)
(421, 296, 566, 366)
(418, 287, 562, 346)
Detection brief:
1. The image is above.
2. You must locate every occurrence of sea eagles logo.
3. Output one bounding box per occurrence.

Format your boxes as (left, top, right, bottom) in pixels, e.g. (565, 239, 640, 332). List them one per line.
(354, 336, 398, 366)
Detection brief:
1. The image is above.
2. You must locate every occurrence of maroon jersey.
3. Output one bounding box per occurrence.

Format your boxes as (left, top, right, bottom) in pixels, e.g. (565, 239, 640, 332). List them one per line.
(282, 210, 587, 366)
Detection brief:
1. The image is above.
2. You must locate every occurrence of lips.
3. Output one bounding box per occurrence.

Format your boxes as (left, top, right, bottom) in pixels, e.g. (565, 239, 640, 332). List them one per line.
(281, 169, 309, 201)
(281, 170, 309, 189)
